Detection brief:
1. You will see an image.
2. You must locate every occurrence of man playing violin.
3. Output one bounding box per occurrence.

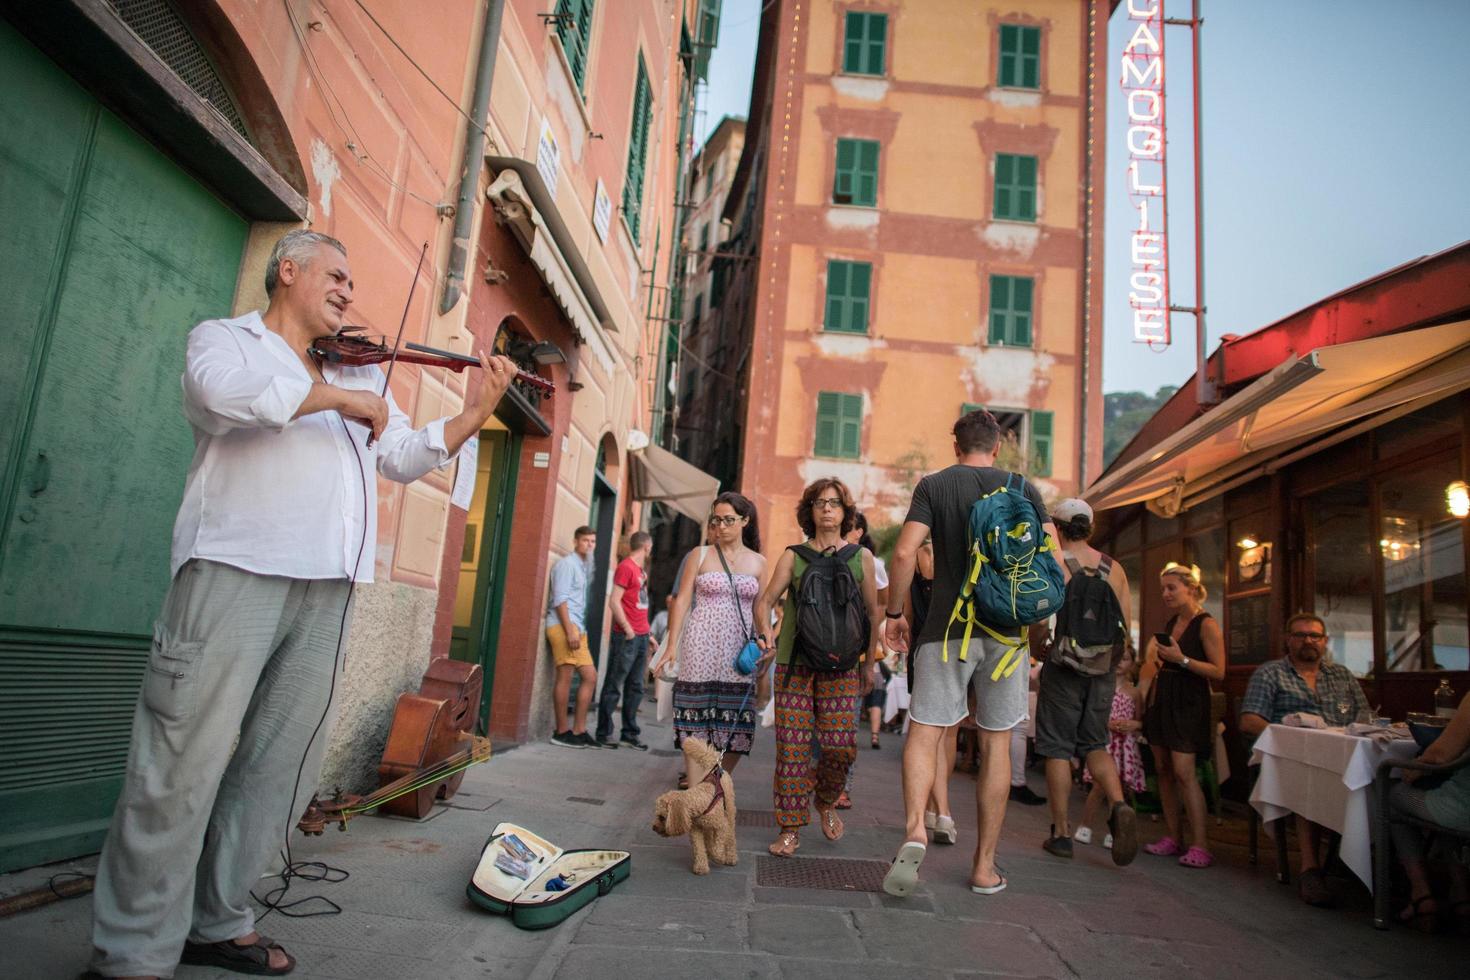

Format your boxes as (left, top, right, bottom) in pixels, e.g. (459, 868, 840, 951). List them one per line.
(89, 230, 518, 979)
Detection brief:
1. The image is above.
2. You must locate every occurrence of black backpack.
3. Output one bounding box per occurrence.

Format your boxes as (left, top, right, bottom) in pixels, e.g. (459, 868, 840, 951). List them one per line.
(1049, 555, 1125, 676)
(788, 544, 869, 672)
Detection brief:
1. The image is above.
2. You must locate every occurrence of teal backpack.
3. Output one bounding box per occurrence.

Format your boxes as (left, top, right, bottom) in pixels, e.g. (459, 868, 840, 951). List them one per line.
(942, 473, 1065, 679)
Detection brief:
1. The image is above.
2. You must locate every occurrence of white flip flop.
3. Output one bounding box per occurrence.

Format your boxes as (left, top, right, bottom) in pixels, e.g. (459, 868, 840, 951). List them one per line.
(970, 874, 1008, 895)
(882, 841, 927, 897)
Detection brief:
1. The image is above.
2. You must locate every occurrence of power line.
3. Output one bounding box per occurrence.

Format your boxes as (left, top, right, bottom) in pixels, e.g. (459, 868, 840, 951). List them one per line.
(349, 0, 491, 140)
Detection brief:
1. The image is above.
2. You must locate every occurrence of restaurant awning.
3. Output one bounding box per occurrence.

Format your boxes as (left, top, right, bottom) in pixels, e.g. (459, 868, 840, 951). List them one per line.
(629, 445, 721, 524)
(1086, 319, 1470, 515)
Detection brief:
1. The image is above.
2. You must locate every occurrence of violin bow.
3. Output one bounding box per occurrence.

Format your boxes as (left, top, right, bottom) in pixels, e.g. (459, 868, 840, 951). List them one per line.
(367, 241, 430, 448)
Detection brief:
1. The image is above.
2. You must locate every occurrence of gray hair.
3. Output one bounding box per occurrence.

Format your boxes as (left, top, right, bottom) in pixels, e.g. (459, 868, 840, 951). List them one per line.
(264, 230, 347, 295)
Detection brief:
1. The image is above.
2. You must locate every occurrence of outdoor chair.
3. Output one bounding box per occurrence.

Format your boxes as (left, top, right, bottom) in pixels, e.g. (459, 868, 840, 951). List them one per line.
(1372, 746, 1470, 930)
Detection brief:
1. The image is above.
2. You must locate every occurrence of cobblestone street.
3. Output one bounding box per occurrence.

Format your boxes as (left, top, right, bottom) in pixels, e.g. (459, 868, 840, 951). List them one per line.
(4, 705, 1462, 979)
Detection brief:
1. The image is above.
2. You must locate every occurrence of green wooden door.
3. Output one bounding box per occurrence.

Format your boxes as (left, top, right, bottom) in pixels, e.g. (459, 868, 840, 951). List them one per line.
(0, 22, 248, 872)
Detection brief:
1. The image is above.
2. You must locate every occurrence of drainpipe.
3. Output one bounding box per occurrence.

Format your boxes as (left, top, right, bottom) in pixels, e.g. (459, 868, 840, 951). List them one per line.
(441, 0, 506, 314)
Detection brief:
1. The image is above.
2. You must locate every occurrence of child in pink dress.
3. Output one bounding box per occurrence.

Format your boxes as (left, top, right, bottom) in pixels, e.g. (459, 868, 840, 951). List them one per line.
(1075, 647, 1145, 849)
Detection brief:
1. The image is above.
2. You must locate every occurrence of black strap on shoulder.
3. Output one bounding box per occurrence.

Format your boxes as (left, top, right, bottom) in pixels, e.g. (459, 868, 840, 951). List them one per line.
(1097, 555, 1113, 577)
(834, 543, 861, 562)
(788, 544, 823, 564)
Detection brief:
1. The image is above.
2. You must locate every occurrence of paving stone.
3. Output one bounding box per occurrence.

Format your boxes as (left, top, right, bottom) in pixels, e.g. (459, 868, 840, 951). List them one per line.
(753, 885, 872, 909)
(776, 957, 950, 980)
(553, 945, 778, 979)
(571, 895, 747, 951)
(748, 906, 861, 959)
(852, 910, 1070, 978)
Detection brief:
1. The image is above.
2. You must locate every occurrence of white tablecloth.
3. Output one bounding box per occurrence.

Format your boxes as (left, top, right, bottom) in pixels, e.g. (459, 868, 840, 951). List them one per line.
(1249, 724, 1419, 892)
(883, 682, 910, 722)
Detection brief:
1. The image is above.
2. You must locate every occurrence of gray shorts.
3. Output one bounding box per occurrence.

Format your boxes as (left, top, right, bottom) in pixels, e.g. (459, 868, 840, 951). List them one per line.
(908, 636, 1028, 731)
(1034, 660, 1116, 759)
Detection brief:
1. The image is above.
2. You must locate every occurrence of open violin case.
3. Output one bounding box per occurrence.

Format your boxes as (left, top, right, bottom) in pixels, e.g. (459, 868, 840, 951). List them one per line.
(467, 821, 630, 929)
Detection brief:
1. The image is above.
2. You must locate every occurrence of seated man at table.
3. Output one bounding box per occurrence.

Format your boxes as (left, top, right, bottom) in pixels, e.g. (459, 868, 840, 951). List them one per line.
(1239, 613, 1370, 908)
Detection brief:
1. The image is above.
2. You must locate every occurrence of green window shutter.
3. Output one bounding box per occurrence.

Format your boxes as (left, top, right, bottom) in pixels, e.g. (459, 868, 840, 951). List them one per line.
(998, 24, 1041, 89)
(691, 292, 703, 324)
(838, 394, 863, 458)
(833, 138, 879, 206)
(555, 0, 596, 92)
(993, 153, 1037, 222)
(843, 12, 887, 75)
(824, 259, 872, 333)
(814, 391, 840, 456)
(988, 275, 1033, 346)
(622, 56, 653, 243)
(1029, 411, 1053, 476)
(698, 222, 709, 254)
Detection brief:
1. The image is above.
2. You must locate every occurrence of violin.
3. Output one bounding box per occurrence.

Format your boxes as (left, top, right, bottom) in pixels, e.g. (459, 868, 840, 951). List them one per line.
(309, 330, 555, 397)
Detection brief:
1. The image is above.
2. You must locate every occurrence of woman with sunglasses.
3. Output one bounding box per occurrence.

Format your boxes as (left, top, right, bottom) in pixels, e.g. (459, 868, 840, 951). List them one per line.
(650, 492, 766, 786)
(1141, 562, 1226, 868)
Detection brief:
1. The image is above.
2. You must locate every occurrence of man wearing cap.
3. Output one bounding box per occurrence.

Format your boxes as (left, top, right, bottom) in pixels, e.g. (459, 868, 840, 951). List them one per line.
(1029, 498, 1139, 866)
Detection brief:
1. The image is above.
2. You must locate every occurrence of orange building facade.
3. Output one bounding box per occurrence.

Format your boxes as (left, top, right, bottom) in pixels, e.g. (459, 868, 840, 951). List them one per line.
(732, 0, 1108, 547)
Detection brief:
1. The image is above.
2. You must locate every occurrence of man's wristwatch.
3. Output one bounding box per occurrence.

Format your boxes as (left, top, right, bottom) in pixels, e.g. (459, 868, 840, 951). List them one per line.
(885, 609, 903, 619)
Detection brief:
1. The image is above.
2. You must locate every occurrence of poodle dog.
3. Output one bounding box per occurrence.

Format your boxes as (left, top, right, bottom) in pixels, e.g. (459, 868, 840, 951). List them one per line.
(651, 737, 738, 874)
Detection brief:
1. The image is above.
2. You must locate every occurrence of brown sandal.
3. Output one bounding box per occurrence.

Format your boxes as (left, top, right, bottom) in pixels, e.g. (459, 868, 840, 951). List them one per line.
(180, 933, 296, 975)
(768, 830, 800, 857)
(834, 791, 852, 810)
(817, 806, 845, 841)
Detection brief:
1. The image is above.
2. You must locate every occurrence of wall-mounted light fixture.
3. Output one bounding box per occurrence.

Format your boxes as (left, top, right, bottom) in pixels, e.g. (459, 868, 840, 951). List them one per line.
(530, 340, 567, 366)
(1448, 480, 1470, 519)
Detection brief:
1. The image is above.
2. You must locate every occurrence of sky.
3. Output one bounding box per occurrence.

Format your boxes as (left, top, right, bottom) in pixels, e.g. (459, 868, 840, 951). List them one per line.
(699, 0, 1470, 396)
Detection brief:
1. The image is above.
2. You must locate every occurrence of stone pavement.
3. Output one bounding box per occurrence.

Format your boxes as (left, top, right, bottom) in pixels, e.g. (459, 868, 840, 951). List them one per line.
(3, 705, 1462, 979)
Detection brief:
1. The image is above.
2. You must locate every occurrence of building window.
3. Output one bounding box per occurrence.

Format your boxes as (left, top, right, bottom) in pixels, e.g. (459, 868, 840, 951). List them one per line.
(554, 0, 595, 93)
(993, 153, 1037, 222)
(1380, 456, 1468, 671)
(960, 404, 1052, 477)
(697, 222, 710, 257)
(705, 165, 716, 199)
(997, 24, 1040, 89)
(622, 56, 653, 243)
(824, 260, 872, 334)
(842, 11, 888, 76)
(833, 138, 879, 207)
(987, 275, 1033, 346)
(690, 292, 703, 325)
(815, 392, 863, 459)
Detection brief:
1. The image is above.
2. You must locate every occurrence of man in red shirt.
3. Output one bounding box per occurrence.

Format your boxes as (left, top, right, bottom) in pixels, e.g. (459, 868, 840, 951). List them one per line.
(596, 530, 658, 749)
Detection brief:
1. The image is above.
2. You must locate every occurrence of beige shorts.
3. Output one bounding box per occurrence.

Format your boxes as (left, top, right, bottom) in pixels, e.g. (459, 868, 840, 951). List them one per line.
(547, 623, 593, 667)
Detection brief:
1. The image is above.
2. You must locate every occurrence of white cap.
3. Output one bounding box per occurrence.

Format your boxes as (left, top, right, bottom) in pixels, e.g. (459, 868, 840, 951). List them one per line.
(1051, 498, 1093, 523)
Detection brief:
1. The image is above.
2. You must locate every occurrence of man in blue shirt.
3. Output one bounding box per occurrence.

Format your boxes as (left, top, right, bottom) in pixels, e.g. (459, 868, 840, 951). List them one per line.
(546, 526, 597, 747)
(1240, 613, 1369, 908)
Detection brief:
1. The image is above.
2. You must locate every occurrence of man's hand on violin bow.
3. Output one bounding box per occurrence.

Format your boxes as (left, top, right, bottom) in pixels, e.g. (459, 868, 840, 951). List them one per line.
(332, 388, 389, 442)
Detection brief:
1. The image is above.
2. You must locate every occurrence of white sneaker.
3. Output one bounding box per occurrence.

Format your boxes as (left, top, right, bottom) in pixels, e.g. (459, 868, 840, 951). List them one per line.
(1073, 827, 1093, 845)
(924, 810, 937, 832)
(1102, 833, 1114, 850)
(933, 814, 958, 845)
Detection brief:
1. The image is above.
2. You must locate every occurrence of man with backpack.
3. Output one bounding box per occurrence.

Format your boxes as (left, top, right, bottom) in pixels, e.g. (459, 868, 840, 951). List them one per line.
(1031, 498, 1139, 866)
(753, 479, 883, 858)
(881, 410, 1064, 897)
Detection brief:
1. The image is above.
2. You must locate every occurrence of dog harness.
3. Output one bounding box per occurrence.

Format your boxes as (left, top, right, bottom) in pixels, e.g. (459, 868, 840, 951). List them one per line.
(697, 765, 727, 817)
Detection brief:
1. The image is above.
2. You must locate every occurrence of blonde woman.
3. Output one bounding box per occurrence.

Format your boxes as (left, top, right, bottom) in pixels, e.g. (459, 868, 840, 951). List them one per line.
(1141, 562, 1225, 868)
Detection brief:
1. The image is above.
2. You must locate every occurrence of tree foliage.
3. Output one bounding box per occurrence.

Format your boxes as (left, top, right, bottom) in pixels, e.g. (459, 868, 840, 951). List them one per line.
(1103, 385, 1177, 467)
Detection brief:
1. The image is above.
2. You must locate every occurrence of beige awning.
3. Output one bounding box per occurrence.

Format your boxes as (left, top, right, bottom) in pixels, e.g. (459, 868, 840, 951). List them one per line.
(1087, 320, 1470, 514)
(629, 445, 721, 524)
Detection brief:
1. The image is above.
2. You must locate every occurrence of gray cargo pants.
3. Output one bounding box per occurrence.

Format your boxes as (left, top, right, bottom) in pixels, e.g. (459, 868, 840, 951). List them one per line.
(90, 559, 350, 977)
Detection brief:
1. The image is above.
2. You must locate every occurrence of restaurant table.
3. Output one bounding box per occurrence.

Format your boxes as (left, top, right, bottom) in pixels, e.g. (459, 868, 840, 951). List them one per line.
(883, 681, 910, 723)
(1249, 724, 1420, 892)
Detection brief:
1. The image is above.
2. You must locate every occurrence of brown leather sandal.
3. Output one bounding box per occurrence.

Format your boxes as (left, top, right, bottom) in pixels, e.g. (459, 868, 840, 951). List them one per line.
(768, 830, 800, 857)
(180, 933, 296, 975)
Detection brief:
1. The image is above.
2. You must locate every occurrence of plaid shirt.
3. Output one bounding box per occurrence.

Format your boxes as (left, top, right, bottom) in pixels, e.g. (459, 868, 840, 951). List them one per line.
(1240, 657, 1369, 726)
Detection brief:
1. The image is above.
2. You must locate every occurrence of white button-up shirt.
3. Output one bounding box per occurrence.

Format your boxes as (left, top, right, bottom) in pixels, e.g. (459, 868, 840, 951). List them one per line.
(171, 311, 453, 582)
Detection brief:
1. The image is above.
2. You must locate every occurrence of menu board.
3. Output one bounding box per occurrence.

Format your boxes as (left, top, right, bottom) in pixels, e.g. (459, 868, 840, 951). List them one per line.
(1227, 593, 1272, 666)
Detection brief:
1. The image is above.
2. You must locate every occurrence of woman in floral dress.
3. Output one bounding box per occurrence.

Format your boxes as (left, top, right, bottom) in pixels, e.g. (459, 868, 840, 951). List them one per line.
(650, 492, 766, 783)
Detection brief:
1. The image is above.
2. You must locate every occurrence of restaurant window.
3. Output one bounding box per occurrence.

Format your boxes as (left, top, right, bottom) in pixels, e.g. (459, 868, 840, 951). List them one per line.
(1144, 509, 1180, 544)
(1380, 455, 1469, 672)
(987, 274, 1033, 347)
(1185, 526, 1225, 625)
(833, 138, 880, 206)
(1116, 552, 1142, 650)
(1306, 482, 1374, 676)
(1373, 398, 1461, 462)
(993, 153, 1037, 222)
(814, 391, 863, 459)
(1114, 513, 1142, 554)
(824, 259, 872, 334)
(997, 24, 1041, 89)
(842, 11, 887, 76)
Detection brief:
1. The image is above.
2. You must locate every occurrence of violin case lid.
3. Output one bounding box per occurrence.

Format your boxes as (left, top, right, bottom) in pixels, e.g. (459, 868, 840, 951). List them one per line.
(467, 821, 630, 930)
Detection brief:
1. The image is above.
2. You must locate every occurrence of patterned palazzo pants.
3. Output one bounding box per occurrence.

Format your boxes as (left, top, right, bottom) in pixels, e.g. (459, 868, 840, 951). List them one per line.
(772, 663, 860, 829)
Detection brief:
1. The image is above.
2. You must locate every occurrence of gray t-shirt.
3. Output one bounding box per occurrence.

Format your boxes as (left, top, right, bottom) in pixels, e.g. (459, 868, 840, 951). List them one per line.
(904, 465, 1048, 647)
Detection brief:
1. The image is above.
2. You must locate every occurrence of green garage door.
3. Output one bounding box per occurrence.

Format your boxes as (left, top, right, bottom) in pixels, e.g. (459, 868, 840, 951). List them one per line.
(0, 21, 248, 872)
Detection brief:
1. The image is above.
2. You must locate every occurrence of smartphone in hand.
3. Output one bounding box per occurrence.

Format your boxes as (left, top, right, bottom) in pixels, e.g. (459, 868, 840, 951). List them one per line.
(1153, 632, 1173, 646)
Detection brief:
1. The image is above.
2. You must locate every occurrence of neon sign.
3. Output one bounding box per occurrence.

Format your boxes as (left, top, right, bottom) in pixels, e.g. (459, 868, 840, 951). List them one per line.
(1121, 0, 1169, 345)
